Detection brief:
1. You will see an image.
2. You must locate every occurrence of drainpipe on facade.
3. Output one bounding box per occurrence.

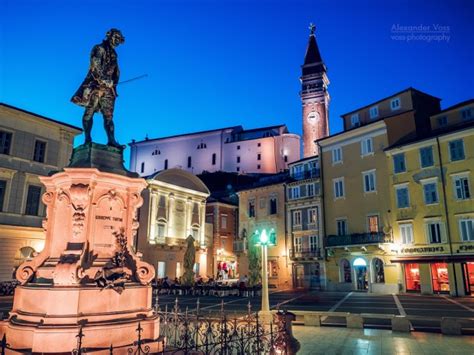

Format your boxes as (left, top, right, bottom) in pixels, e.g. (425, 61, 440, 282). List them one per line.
(316, 142, 327, 262)
(436, 137, 458, 297)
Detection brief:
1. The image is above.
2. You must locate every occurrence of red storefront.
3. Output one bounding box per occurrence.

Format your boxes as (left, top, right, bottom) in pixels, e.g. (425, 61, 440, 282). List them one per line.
(394, 256, 474, 295)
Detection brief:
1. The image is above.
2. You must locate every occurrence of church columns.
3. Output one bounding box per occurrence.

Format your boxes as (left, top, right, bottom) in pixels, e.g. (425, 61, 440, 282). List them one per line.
(185, 198, 193, 238)
(167, 193, 175, 237)
(199, 200, 206, 247)
(149, 191, 158, 243)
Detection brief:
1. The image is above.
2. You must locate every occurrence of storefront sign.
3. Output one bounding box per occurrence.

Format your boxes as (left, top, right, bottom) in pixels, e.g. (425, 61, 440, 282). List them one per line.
(400, 246, 444, 254)
(459, 245, 474, 252)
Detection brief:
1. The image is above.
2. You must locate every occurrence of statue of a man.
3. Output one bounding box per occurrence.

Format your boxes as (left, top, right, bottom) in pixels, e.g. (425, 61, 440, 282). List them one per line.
(71, 29, 125, 148)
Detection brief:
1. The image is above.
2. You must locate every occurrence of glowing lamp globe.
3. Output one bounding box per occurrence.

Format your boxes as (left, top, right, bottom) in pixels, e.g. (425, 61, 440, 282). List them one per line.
(260, 229, 269, 244)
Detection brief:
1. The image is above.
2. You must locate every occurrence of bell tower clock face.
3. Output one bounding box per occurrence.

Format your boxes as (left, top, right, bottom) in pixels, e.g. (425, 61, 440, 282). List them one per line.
(307, 111, 319, 123)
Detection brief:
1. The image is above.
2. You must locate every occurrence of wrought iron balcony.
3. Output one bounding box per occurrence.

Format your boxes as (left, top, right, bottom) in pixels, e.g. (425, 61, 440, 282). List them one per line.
(289, 248, 321, 259)
(291, 169, 320, 180)
(233, 240, 247, 253)
(326, 232, 393, 247)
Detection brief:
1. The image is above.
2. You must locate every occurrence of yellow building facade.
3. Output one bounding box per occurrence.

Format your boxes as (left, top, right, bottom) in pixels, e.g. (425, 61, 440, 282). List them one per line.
(317, 88, 442, 294)
(387, 100, 474, 296)
(237, 176, 291, 289)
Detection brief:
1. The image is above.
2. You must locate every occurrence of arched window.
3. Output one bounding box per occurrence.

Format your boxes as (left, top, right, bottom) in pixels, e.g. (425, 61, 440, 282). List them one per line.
(19, 246, 35, 259)
(340, 259, 351, 283)
(373, 258, 385, 283)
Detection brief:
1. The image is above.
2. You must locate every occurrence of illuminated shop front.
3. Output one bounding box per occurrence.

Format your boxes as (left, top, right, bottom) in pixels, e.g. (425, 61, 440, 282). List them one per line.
(462, 262, 474, 295)
(431, 262, 449, 293)
(404, 263, 420, 292)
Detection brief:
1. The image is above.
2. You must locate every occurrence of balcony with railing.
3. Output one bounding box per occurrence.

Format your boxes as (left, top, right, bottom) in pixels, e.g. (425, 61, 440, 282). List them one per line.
(291, 169, 320, 181)
(289, 248, 321, 260)
(326, 232, 393, 248)
(233, 239, 247, 253)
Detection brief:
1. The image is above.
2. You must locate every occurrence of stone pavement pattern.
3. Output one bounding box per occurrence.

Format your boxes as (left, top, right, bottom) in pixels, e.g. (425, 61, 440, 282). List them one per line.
(293, 326, 474, 355)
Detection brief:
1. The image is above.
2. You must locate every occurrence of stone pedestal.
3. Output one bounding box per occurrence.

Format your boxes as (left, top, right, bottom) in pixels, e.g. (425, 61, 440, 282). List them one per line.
(0, 145, 160, 353)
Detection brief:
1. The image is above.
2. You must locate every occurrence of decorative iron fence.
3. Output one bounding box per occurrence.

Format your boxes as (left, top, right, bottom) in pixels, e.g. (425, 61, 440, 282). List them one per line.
(0, 281, 19, 296)
(326, 232, 393, 247)
(1, 294, 296, 354)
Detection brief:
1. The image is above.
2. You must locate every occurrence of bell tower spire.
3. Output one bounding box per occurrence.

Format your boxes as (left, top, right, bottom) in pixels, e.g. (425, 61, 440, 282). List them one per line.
(300, 23, 330, 157)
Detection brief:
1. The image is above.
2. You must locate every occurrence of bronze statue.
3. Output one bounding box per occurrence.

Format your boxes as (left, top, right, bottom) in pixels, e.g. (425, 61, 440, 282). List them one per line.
(71, 29, 125, 148)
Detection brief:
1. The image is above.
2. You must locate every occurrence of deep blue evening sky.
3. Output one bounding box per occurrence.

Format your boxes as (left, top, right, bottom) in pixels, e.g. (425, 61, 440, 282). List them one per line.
(1, 0, 473, 164)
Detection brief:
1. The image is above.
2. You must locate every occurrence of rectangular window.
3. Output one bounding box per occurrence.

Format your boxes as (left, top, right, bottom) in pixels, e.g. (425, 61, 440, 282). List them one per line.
(369, 106, 379, 119)
(292, 186, 300, 199)
(237, 145, 240, 150)
(248, 200, 255, 218)
(309, 235, 318, 251)
(454, 176, 471, 200)
(460, 219, 474, 241)
(419, 146, 434, 168)
(212, 153, 216, 165)
(221, 215, 227, 229)
(294, 236, 302, 252)
(0, 180, 6, 212)
(350, 114, 360, 128)
(332, 147, 342, 163)
(157, 223, 166, 240)
(157, 261, 166, 279)
(333, 178, 344, 198)
(393, 153, 406, 173)
(164, 159, 168, 170)
(336, 219, 347, 236)
(187, 156, 192, 168)
(449, 139, 465, 161)
(437, 116, 448, 127)
(257, 164, 261, 170)
(237, 156, 240, 163)
(0, 131, 12, 155)
(423, 181, 439, 204)
(400, 223, 414, 244)
(269, 197, 277, 215)
(293, 210, 302, 225)
(396, 186, 410, 208)
(368, 215, 379, 233)
(33, 140, 46, 163)
(361, 138, 373, 156)
(307, 183, 315, 196)
(391, 98, 401, 110)
(461, 108, 473, 120)
(140, 162, 145, 173)
(257, 153, 261, 161)
(308, 208, 318, 226)
(363, 170, 376, 192)
(25, 185, 41, 216)
(427, 222, 442, 244)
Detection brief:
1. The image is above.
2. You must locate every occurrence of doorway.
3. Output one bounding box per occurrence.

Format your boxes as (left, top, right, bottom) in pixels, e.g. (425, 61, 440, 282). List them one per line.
(353, 258, 368, 291)
(294, 265, 304, 288)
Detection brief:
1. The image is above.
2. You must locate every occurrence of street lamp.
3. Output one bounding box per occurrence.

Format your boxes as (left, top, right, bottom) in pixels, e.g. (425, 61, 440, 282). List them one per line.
(255, 229, 275, 320)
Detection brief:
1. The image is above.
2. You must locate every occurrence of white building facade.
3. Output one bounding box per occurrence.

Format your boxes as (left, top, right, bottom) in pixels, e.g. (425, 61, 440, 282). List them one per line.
(129, 125, 300, 176)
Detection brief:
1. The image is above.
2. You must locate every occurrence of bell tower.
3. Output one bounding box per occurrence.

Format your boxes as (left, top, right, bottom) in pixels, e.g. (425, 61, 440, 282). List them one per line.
(300, 23, 329, 157)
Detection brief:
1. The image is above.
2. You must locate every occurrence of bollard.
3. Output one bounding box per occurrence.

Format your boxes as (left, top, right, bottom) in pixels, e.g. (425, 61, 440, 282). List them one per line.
(304, 313, 321, 327)
(346, 314, 364, 329)
(391, 316, 411, 332)
(441, 317, 462, 335)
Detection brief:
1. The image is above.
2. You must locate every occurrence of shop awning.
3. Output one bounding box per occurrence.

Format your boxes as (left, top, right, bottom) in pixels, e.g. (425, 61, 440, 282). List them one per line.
(391, 254, 474, 263)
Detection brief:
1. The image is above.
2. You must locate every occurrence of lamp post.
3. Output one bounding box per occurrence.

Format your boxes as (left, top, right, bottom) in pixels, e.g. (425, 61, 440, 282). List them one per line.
(256, 229, 274, 321)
